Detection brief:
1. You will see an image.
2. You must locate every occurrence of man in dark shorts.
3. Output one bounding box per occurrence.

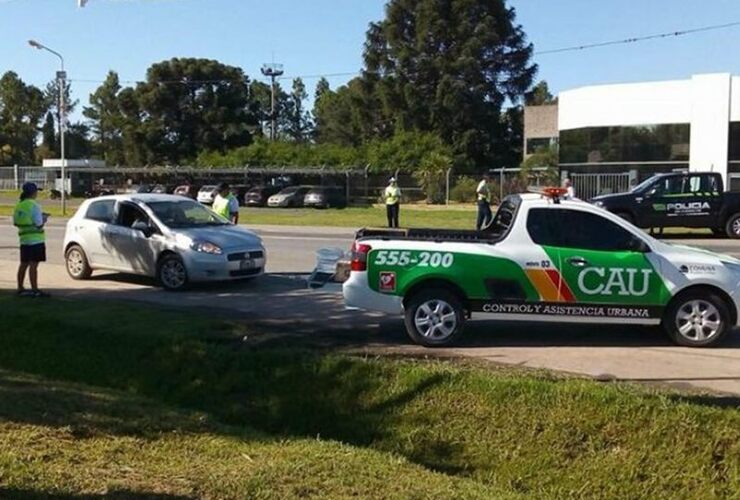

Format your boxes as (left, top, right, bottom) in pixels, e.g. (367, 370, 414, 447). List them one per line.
(13, 183, 50, 297)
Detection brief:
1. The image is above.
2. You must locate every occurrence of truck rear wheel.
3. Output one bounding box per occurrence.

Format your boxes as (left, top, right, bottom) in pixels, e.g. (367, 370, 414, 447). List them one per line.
(663, 290, 731, 347)
(725, 213, 740, 239)
(404, 288, 466, 347)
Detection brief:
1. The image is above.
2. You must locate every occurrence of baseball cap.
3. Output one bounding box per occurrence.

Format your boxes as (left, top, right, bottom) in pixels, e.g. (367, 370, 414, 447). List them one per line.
(22, 182, 38, 195)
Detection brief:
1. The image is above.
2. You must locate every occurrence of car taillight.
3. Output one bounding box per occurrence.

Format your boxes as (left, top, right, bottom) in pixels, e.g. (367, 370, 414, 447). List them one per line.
(350, 242, 372, 272)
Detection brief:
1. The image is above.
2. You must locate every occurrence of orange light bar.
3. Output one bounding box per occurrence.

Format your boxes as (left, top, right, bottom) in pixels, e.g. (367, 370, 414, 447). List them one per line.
(528, 186, 569, 198)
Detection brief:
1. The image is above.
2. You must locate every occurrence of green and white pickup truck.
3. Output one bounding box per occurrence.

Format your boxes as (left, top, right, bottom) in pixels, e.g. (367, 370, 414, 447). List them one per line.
(343, 193, 740, 347)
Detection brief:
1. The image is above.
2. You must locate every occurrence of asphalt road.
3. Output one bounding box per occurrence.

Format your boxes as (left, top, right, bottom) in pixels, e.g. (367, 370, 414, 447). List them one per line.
(2, 218, 740, 396)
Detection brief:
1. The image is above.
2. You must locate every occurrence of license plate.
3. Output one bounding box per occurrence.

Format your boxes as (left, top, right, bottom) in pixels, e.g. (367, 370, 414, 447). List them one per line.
(239, 259, 254, 270)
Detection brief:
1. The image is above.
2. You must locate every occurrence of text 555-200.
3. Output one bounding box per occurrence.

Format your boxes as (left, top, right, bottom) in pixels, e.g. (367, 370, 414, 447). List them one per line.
(374, 251, 454, 268)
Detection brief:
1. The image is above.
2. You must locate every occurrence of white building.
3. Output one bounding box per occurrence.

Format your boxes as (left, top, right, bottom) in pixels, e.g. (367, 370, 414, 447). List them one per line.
(524, 73, 740, 192)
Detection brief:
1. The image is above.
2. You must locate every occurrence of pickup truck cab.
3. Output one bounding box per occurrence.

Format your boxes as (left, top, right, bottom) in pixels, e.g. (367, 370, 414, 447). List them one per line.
(591, 172, 740, 237)
(344, 191, 740, 348)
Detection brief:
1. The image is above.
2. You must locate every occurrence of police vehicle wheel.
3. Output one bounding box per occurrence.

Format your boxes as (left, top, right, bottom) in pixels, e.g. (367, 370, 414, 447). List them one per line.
(404, 288, 466, 347)
(157, 254, 189, 291)
(65, 245, 92, 280)
(664, 291, 731, 347)
(725, 213, 740, 239)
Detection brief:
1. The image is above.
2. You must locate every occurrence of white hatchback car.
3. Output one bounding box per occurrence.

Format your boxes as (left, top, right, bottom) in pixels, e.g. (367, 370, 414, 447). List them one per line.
(63, 194, 266, 290)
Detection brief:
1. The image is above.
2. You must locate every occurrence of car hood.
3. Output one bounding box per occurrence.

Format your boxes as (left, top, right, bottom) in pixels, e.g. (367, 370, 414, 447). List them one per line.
(590, 192, 633, 204)
(175, 225, 262, 250)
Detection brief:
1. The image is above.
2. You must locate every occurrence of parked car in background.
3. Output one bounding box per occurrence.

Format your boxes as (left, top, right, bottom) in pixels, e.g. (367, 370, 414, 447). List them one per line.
(304, 186, 347, 208)
(63, 194, 266, 291)
(151, 184, 176, 194)
(244, 185, 283, 207)
(268, 186, 311, 208)
(174, 184, 201, 199)
(232, 184, 252, 204)
(197, 185, 219, 205)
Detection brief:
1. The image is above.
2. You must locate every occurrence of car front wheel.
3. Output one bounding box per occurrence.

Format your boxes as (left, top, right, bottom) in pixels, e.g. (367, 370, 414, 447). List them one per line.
(65, 245, 92, 280)
(404, 288, 466, 347)
(663, 291, 731, 347)
(157, 254, 188, 291)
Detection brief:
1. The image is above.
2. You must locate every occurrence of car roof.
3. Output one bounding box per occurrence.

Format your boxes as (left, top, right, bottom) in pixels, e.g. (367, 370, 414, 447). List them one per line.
(86, 193, 193, 204)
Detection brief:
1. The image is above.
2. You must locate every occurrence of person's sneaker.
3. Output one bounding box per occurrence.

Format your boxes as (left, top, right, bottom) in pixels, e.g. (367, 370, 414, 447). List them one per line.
(30, 290, 51, 298)
(17, 289, 33, 297)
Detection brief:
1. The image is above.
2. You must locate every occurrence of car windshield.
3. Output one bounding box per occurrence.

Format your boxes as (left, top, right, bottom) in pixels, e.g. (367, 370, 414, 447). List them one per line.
(147, 200, 228, 228)
(280, 187, 298, 195)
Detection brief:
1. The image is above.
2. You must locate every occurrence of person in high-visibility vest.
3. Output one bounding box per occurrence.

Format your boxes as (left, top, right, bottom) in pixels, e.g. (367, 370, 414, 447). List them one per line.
(384, 177, 401, 228)
(212, 182, 239, 224)
(13, 183, 50, 297)
(476, 173, 492, 231)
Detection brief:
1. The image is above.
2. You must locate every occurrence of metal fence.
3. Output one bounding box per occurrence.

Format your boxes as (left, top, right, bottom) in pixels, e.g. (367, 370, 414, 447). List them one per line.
(570, 172, 631, 200)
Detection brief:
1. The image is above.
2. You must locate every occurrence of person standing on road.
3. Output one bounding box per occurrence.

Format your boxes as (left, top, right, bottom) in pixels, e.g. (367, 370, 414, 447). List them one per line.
(384, 177, 401, 228)
(13, 183, 49, 297)
(212, 182, 239, 224)
(476, 174, 492, 231)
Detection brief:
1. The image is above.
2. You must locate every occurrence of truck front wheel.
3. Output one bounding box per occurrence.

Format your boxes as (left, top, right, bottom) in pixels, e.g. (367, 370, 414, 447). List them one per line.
(725, 213, 740, 239)
(404, 288, 466, 347)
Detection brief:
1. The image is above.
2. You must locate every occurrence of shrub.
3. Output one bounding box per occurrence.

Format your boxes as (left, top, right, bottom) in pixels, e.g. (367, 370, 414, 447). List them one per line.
(450, 176, 478, 203)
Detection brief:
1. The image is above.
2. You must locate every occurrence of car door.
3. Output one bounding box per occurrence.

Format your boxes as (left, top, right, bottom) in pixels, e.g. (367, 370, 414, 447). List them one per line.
(109, 201, 158, 274)
(647, 175, 716, 228)
(77, 199, 117, 267)
(527, 207, 669, 319)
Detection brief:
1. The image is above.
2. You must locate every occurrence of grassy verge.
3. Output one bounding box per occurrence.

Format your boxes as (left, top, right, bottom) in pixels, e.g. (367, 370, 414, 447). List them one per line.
(1, 294, 738, 498)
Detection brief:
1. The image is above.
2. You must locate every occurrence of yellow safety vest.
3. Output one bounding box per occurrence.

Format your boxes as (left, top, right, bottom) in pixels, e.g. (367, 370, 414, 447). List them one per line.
(385, 185, 401, 205)
(13, 199, 45, 245)
(213, 193, 236, 219)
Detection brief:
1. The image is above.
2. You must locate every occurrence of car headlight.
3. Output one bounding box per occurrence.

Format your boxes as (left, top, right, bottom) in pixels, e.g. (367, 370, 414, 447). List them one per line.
(191, 240, 223, 255)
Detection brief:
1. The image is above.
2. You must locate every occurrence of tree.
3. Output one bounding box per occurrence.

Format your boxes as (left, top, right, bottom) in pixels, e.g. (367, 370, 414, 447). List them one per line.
(66, 122, 93, 159)
(83, 71, 124, 164)
(314, 77, 330, 102)
(284, 77, 313, 142)
(525, 80, 556, 105)
(0, 72, 46, 165)
(45, 78, 78, 132)
(359, 0, 537, 167)
(313, 79, 367, 146)
(134, 58, 257, 164)
(414, 151, 453, 204)
(41, 112, 56, 154)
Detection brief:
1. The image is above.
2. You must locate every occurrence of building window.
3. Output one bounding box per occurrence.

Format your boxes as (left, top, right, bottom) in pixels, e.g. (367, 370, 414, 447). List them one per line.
(560, 124, 690, 164)
(526, 137, 557, 155)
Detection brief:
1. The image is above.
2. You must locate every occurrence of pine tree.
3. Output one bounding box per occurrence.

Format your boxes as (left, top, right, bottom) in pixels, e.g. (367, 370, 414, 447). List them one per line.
(285, 77, 313, 142)
(41, 112, 56, 155)
(83, 71, 124, 164)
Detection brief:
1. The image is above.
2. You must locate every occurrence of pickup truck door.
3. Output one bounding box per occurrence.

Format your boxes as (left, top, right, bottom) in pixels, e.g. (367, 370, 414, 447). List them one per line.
(645, 174, 719, 228)
(526, 207, 668, 320)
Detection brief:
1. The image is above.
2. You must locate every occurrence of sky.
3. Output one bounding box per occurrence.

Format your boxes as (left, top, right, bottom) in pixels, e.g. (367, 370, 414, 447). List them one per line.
(3, 0, 740, 121)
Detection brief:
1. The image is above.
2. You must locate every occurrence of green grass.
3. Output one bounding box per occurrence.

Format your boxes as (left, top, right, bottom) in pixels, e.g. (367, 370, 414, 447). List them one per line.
(0, 294, 738, 498)
(240, 205, 477, 229)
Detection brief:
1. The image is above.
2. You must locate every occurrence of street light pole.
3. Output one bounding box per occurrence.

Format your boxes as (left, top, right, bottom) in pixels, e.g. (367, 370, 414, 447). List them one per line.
(28, 39, 67, 215)
(260, 63, 284, 141)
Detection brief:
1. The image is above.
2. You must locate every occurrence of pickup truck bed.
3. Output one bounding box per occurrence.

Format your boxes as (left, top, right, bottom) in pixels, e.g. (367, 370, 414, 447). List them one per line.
(356, 227, 505, 243)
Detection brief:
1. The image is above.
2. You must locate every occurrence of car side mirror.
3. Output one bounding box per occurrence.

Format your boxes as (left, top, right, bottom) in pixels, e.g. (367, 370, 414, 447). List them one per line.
(132, 220, 154, 238)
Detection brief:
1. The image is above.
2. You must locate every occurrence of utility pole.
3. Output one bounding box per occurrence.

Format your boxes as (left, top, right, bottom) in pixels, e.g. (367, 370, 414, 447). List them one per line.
(260, 63, 283, 140)
(29, 39, 67, 215)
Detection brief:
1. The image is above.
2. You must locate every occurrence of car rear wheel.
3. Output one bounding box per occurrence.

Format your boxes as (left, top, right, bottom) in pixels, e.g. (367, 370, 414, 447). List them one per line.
(65, 245, 92, 280)
(663, 291, 731, 347)
(404, 288, 466, 347)
(157, 254, 188, 291)
(725, 213, 740, 239)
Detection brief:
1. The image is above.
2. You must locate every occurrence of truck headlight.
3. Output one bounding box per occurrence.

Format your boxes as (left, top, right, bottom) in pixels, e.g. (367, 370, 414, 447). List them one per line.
(191, 240, 223, 255)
